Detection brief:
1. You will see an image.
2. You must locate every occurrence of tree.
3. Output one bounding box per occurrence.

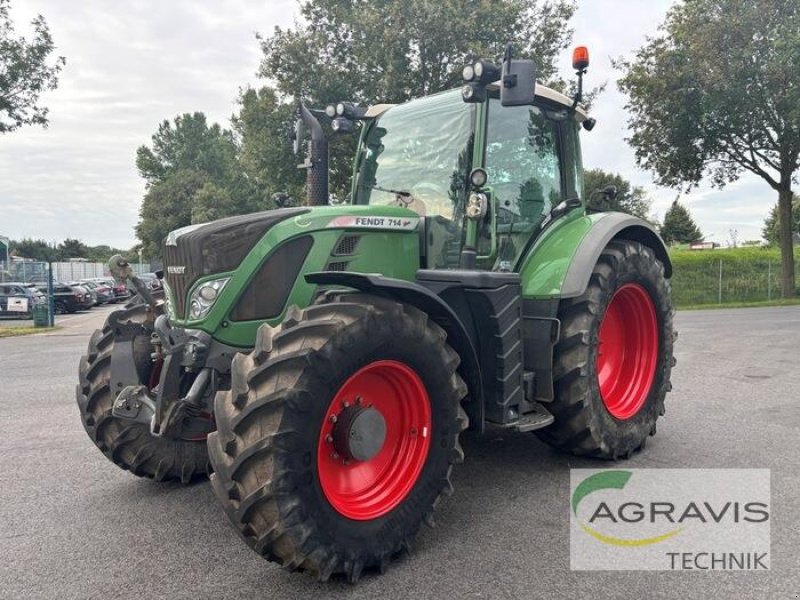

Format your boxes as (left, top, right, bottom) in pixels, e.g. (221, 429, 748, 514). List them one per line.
(260, 0, 576, 106)
(135, 170, 208, 259)
(0, 0, 65, 133)
(136, 112, 239, 186)
(255, 0, 578, 199)
(660, 199, 702, 245)
(134, 113, 276, 255)
(762, 195, 800, 245)
(583, 169, 653, 220)
(57, 238, 88, 260)
(233, 86, 306, 205)
(617, 0, 800, 296)
(10, 238, 56, 261)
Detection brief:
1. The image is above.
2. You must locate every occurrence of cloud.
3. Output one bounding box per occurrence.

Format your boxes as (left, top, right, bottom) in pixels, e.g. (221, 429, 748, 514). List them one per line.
(0, 0, 296, 250)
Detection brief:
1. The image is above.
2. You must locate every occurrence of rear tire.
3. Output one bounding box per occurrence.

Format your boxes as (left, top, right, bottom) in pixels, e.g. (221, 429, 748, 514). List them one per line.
(208, 294, 468, 581)
(537, 240, 675, 459)
(76, 302, 210, 482)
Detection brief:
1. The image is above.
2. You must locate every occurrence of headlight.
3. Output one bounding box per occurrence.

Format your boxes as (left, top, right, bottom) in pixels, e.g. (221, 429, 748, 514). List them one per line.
(188, 277, 229, 320)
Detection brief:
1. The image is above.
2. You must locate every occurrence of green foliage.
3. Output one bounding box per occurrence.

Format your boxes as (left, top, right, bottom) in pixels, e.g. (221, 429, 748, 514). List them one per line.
(232, 86, 306, 204)
(762, 196, 800, 244)
(617, 0, 800, 295)
(133, 1, 584, 250)
(10, 238, 57, 261)
(583, 168, 652, 220)
(254, 0, 578, 198)
(57, 238, 87, 259)
(617, 0, 800, 191)
(0, 0, 65, 133)
(260, 0, 576, 106)
(670, 246, 800, 306)
(135, 112, 239, 186)
(9, 238, 131, 262)
(660, 199, 702, 244)
(135, 170, 208, 259)
(134, 112, 282, 257)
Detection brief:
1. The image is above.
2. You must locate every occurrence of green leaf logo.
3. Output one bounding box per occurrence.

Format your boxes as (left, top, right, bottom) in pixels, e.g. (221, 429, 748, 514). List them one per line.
(572, 470, 682, 547)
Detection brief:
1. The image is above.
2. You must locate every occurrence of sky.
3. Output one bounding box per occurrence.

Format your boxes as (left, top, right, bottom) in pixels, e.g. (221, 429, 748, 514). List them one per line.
(0, 0, 778, 250)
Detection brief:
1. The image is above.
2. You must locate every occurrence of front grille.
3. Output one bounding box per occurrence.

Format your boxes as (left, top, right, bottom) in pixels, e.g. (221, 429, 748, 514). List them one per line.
(163, 243, 193, 319)
(162, 208, 308, 319)
(333, 234, 361, 256)
(326, 261, 349, 271)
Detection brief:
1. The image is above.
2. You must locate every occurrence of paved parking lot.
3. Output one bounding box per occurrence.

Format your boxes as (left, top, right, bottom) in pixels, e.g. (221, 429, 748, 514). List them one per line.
(1, 306, 798, 599)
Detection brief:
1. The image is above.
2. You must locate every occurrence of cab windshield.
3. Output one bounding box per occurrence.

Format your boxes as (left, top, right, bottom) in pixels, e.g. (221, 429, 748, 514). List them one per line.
(354, 90, 475, 222)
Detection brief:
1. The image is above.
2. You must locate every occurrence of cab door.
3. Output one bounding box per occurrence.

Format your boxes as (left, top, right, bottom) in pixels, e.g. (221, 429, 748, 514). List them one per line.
(479, 98, 566, 270)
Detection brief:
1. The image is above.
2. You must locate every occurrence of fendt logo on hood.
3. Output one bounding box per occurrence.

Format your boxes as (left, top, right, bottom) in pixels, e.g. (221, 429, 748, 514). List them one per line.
(166, 266, 186, 275)
(569, 469, 770, 571)
(326, 215, 419, 231)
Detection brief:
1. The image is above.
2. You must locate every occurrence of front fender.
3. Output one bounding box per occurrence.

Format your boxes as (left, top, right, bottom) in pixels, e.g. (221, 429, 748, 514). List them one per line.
(519, 211, 671, 299)
(305, 271, 484, 432)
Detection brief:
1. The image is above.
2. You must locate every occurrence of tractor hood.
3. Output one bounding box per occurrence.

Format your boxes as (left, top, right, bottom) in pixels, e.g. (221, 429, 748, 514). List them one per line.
(163, 208, 309, 319)
(162, 204, 422, 328)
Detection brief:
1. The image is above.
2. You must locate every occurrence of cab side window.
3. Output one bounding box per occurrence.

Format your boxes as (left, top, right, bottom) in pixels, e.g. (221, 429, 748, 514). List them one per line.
(485, 100, 563, 266)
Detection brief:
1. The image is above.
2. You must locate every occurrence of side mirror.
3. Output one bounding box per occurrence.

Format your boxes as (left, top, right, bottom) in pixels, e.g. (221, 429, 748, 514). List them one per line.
(292, 117, 305, 155)
(500, 44, 536, 107)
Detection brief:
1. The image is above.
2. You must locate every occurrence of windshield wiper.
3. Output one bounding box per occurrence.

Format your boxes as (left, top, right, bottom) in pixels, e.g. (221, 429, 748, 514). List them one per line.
(368, 184, 412, 198)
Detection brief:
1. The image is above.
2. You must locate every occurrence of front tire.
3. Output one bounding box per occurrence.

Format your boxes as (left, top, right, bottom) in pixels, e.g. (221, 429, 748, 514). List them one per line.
(76, 302, 210, 482)
(537, 240, 675, 459)
(208, 295, 468, 581)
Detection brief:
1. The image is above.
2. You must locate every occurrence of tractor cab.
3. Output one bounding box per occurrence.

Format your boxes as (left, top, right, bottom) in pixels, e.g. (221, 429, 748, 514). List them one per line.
(352, 83, 588, 272)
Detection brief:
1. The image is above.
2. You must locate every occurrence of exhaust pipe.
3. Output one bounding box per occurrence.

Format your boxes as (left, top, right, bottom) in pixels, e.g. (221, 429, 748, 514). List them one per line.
(296, 104, 329, 206)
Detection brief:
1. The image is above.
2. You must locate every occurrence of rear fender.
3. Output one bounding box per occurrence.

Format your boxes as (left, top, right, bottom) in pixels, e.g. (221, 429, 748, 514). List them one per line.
(519, 212, 671, 299)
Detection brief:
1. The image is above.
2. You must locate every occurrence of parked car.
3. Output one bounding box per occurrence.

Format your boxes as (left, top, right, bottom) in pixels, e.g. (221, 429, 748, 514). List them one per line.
(69, 282, 98, 306)
(84, 277, 130, 303)
(136, 272, 163, 291)
(75, 280, 113, 305)
(35, 282, 93, 313)
(0, 282, 45, 318)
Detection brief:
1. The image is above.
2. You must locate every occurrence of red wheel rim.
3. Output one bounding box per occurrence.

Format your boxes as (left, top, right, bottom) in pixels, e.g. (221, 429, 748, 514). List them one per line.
(317, 360, 431, 520)
(596, 283, 659, 419)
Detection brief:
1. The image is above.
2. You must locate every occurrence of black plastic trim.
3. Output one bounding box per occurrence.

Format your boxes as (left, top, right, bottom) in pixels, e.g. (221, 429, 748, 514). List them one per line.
(521, 298, 560, 403)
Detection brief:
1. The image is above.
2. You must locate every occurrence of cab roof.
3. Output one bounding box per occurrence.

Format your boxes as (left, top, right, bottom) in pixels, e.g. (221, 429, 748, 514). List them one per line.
(364, 83, 588, 121)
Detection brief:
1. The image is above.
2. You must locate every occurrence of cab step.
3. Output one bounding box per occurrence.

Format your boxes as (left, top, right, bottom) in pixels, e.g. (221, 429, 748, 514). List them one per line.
(501, 403, 555, 433)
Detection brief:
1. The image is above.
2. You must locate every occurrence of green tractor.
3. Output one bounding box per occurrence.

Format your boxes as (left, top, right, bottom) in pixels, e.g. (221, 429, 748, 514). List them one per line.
(77, 46, 674, 581)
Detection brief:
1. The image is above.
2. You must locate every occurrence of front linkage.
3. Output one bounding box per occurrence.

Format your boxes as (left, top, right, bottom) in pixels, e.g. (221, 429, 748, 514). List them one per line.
(105, 255, 225, 441)
(77, 256, 239, 481)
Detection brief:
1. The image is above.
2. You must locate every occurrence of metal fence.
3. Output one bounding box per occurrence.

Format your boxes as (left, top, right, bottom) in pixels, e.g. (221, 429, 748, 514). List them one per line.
(1, 260, 151, 284)
(671, 258, 800, 306)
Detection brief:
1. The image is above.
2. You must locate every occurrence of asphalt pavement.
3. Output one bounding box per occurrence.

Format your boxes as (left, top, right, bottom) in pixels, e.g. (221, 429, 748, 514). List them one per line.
(1, 305, 798, 599)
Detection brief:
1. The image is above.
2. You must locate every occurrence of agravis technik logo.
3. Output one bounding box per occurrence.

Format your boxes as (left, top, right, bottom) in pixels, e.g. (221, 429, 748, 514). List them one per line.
(570, 469, 770, 570)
